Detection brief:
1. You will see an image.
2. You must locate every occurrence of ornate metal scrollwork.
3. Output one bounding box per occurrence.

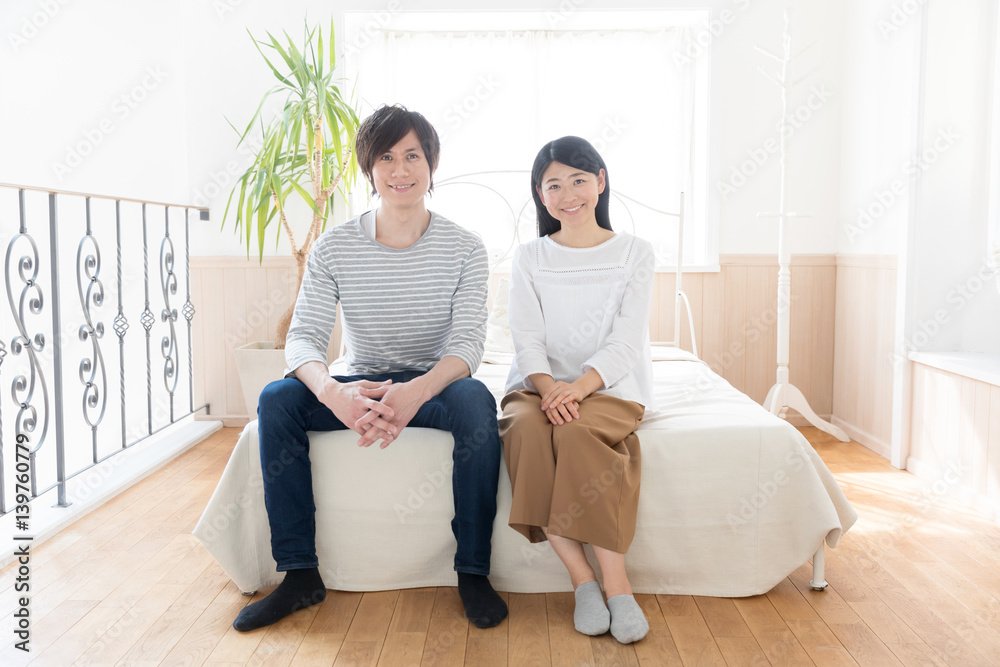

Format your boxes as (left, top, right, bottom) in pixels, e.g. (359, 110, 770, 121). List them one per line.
(160, 235, 179, 395)
(5, 231, 49, 460)
(76, 232, 107, 428)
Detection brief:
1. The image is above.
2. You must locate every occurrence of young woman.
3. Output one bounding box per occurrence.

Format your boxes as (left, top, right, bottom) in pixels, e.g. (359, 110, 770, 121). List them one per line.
(500, 136, 655, 643)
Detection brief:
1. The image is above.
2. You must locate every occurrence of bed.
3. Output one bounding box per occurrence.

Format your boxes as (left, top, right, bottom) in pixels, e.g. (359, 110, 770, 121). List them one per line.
(193, 345, 856, 597)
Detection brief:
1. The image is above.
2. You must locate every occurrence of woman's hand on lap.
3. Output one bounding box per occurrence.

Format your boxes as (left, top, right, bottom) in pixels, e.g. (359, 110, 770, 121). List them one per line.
(540, 381, 587, 413)
(545, 399, 579, 425)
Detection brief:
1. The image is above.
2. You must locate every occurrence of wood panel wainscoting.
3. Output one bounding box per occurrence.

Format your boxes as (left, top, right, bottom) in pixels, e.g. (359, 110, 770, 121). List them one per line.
(191, 255, 838, 428)
(832, 255, 897, 459)
(908, 360, 1000, 523)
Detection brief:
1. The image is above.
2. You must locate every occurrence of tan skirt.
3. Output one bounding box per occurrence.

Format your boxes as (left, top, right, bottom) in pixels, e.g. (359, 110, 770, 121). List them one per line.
(499, 390, 644, 553)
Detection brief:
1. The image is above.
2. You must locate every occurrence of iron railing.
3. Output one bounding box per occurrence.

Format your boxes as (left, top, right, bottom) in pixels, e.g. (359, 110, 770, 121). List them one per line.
(1, 184, 210, 513)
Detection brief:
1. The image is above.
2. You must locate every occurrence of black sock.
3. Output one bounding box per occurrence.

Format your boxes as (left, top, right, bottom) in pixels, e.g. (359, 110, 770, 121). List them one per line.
(233, 567, 326, 632)
(457, 572, 508, 628)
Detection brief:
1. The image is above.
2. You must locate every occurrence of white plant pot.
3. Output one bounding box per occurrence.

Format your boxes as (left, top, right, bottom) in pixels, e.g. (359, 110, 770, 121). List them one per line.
(234, 341, 288, 419)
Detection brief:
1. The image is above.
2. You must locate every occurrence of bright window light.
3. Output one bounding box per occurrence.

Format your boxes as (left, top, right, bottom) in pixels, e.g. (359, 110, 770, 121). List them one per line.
(344, 10, 713, 271)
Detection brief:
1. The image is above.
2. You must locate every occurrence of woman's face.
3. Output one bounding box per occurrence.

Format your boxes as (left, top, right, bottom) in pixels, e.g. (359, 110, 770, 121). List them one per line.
(536, 161, 605, 230)
(371, 128, 432, 208)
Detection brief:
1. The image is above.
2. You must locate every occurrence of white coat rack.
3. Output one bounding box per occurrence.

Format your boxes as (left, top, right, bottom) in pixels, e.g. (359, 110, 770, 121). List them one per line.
(757, 5, 849, 442)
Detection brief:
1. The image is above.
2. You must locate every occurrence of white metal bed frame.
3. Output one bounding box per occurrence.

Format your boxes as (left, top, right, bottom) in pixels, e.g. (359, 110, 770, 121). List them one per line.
(368, 174, 830, 591)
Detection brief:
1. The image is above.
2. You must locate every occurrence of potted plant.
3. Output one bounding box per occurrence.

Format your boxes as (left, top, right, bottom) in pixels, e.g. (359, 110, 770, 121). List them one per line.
(224, 20, 360, 418)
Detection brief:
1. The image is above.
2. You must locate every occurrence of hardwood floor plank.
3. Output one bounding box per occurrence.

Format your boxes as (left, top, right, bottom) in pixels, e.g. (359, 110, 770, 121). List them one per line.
(76, 582, 189, 665)
(767, 577, 823, 623)
(848, 532, 1000, 664)
(694, 597, 755, 638)
(714, 637, 770, 667)
(2, 428, 999, 667)
(248, 604, 320, 667)
(732, 595, 814, 666)
(388, 589, 436, 634)
(463, 592, 508, 667)
(118, 561, 229, 663)
(376, 588, 435, 667)
(159, 582, 253, 666)
(332, 590, 399, 667)
(826, 623, 905, 667)
(590, 632, 640, 666)
(3, 599, 98, 667)
(546, 592, 595, 667)
(633, 594, 683, 666)
(785, 619, 859, 666)
(291, 631, 346, 666)
(508, 593, 550, 666)
(420, 616, 468, 667)
(658, 595, 727, 667)
(834, 538, 994, 665)
(376, 631, 426, 667)
(310, 590, 364, 636)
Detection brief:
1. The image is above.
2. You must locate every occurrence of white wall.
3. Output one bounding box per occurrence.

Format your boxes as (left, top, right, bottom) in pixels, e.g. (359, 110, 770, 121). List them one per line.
(1, 0, 846, 260)
(835, 0, 921, 256)
(910, 0, 1000, 354)
(835, 0, 1000, 355)
(1, 0, 190, 204)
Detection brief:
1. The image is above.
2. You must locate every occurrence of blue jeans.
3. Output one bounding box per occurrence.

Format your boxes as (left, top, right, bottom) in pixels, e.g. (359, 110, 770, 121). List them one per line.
(256, 371, 501, 575)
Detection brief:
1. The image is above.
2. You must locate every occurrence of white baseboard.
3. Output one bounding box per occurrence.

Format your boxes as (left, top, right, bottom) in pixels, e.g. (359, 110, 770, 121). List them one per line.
(198, 413, 251, 428)
(785, 413, 833, 428)
(0, 418, 223, 568)
(831, 416, 892, 460)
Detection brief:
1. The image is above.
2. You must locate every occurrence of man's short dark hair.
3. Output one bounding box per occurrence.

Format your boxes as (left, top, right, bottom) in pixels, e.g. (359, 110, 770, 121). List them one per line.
(355, 104, 441, 195)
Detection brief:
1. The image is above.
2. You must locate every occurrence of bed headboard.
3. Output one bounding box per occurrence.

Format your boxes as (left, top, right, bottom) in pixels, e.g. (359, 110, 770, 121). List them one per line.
(365, 171, 699, 358)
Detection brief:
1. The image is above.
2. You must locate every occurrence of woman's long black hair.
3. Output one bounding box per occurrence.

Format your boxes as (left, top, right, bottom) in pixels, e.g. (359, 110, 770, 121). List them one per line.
(530, 136, 612, 237)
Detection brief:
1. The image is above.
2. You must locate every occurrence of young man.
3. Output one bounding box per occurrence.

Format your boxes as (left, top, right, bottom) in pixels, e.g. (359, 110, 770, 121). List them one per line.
(233, 105, 507, 632)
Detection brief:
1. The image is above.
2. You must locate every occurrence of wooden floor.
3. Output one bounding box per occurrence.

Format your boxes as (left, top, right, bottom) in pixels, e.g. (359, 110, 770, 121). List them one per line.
(2, 427, 1000, 666)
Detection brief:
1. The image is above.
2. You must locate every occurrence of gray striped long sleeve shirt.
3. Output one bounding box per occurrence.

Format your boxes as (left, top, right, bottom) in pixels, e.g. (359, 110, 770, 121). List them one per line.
(284, 210, 489, 376)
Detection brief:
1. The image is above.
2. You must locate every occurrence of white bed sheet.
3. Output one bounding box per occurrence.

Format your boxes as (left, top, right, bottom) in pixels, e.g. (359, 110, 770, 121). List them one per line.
(194, 350, 856, 596)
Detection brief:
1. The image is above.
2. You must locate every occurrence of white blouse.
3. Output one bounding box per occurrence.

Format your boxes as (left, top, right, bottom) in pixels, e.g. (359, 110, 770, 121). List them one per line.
(504, 232, 656, 408)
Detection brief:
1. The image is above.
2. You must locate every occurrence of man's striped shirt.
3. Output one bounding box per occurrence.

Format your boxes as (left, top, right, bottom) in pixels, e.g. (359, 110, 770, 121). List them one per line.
(285, 210, 489, 376)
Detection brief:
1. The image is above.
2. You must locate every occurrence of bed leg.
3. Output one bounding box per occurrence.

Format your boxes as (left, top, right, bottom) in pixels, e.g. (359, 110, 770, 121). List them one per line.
(810, 544, 828, 591)
(241, 590, 257, 596)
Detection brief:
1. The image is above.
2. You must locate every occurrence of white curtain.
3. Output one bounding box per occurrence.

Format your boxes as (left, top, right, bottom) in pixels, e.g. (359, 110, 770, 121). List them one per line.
(352, 26, 701, 269)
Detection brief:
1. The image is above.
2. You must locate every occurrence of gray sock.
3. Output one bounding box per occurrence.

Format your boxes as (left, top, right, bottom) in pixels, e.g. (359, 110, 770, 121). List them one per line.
(607, 594, 649, 643)
(573, 581, 610, 635)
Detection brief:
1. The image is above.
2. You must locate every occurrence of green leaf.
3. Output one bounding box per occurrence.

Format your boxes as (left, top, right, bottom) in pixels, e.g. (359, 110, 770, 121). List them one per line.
(220, 18, 361, 265)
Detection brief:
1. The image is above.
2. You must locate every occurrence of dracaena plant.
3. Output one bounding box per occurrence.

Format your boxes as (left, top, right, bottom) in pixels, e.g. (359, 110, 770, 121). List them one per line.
(223, 20, 360, 348)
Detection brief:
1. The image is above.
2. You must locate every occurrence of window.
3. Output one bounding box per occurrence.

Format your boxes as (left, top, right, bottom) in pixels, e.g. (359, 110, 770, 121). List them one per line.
(344, 10, 714, 270)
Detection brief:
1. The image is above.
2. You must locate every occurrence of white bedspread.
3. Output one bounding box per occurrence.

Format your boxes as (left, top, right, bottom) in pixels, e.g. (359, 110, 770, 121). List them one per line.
(194, 350, 856, 596)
